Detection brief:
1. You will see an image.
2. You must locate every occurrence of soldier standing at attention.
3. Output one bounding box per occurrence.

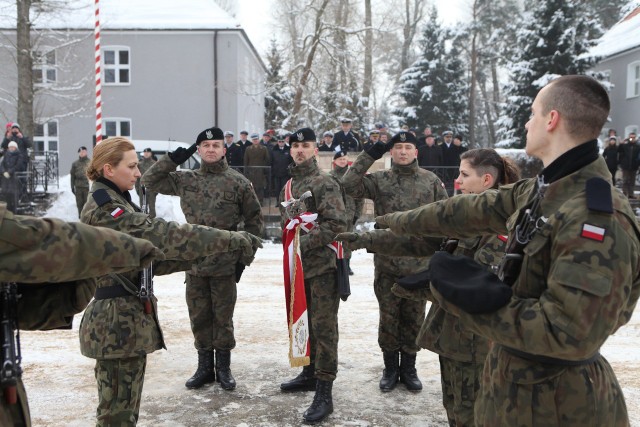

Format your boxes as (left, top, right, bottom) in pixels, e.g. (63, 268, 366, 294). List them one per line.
(224, 131, 244, 172)
(80, 137, 261, 426)
(0, 202, 166, 426)
(244, 132, 271, 203)
(329, 151, 363, 275)
(135, 148, 157, 218)
(143, 126, 263, 391)
(377, 75, 640, 426)
(278, 128, 347, 424)
(342, 131, 448, 393)
(70, 146, 91, 217)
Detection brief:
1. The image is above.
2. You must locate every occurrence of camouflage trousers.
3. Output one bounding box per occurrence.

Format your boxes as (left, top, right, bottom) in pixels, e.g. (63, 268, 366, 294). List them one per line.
(475, 347, 629, 426)
(305, 273, 340, 381)
(186, 274, 237, 351)
(439, 355, 482, 427)
(373, 272, 425, 354)
(95, 356, 146, 427)
(75, 187, 89, 217)
(0, 378, 30, 427)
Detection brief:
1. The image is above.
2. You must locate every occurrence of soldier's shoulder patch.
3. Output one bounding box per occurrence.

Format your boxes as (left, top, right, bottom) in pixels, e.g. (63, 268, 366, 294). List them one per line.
(92, 189, 112, 207)
(586, 177, 613, 214)
(581, 223, 606, 242)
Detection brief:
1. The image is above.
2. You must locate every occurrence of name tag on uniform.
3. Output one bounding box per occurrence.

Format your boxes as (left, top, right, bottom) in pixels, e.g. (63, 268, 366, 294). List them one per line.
(581, 223, 605, 242)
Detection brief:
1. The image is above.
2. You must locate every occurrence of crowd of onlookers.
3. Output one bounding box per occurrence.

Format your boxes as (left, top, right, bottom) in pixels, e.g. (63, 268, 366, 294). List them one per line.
(602, 129, 640, 199)
(0, 122, 32, 212)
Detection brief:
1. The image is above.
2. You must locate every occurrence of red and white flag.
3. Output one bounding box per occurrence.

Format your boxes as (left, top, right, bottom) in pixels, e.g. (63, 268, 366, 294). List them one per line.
(581, 223, 606, 242)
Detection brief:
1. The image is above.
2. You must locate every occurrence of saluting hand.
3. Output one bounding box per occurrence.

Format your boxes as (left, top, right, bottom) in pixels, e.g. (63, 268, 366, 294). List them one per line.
(168, 143, 198, 165)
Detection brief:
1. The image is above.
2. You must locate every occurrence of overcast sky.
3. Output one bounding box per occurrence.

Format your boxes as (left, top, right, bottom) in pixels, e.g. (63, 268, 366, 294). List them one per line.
(237, 0, 468, 55)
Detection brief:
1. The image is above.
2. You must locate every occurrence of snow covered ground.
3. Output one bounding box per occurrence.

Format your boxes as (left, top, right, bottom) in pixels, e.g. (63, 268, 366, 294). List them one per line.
(23, 177, 640, 426)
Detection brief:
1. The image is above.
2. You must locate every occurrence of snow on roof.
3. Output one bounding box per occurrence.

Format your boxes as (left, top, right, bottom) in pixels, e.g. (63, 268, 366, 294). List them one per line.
(590, 7, 640, 59)
(13, 0, 240, 31)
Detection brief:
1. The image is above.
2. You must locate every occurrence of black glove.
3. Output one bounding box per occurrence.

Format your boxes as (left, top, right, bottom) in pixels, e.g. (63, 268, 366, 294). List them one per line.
(168, 143, 197, 165)
(235, 262, 246, 283)
(365, 141, 391, 160)
(429, 251, 512, 314)
(396, 268, 431, 290)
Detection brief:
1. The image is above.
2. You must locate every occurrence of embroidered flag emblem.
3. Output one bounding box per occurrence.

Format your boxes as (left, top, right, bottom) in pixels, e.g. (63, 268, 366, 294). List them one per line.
(581, 223, 605, 242)
(111, 207, 124, 218)
(497, 235, 508, 242)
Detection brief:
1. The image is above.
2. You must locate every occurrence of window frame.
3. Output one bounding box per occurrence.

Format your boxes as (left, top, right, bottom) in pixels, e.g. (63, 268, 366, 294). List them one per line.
(102, 46, 131, 86)
(33, 49, 57, 86)
(626, 61, 640, 99)
(103, 118, 132, 138)
(33, 119, 59, 152)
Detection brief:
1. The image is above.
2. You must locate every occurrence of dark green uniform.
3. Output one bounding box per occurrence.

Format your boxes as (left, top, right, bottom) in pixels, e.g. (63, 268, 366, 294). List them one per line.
(135, 156, 157, 218)
(0, 202, 163, 427)
(329, 164, 363, 262)
(70, 156, 90, 217)
(279, 157, 347, 381)
(342, 151, 447, 354)
(244, 143, 270, 203)
(80, 179, 248, 426)
(142, 155, 263, 352)
(380, 155, 640, 426)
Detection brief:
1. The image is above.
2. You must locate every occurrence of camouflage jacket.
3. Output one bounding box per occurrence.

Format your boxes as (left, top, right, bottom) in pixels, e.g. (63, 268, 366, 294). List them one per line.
(79, 179, 237, 359)
(0, 202, 162, 331)
(329, 164, 364, 225)
(69, 157, 90, 190)
(279, 157, 347, 279)
(137, 157, 156, 175)
(342, 151, 448, 276)
(381, 157, 640, 362)
(142, 155, 263, 276)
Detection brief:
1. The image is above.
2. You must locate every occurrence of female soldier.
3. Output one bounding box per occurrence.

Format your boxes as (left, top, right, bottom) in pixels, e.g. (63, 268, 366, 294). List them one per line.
(79, 137, 261, 426)
(337, 148, 520, 426)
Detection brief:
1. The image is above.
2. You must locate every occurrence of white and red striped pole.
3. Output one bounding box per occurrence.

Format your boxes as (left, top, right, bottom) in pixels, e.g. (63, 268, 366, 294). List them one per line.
(94, 0, 102, 145)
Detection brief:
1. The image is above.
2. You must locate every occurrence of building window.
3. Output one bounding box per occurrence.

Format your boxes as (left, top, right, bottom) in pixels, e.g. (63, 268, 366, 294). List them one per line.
(103, 47, 130, 85)
(33, 50, 56, 85)
(104, 118, 132, 137)
(627, 61, 640, 98)
(33, 120, 59, 152)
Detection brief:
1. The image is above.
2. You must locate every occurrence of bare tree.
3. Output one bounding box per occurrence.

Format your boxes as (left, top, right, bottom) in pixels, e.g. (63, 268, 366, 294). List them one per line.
(400, 0, 426, 72)
(16, 0, 34, 138)
(361, 0, 372, 122)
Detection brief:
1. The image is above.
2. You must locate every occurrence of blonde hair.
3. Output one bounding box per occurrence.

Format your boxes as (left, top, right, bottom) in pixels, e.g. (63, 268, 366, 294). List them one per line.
(86, 137, 136, 181)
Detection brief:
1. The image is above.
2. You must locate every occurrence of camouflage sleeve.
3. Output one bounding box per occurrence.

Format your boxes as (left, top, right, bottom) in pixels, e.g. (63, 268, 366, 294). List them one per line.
(431, 207, 640, 360)
(354, 197, 364, 220)
(367, 229, 443, 257)
(300, 178, 347, 252)
(241, 181, 264, 236)
(341, 150, 379, 200)
(434, 175, 449, 201)
(0, 206, 163, 283)
(140, 155, 181, 196)
(381, 185, 520, 238)
(86, 200, 234, 261)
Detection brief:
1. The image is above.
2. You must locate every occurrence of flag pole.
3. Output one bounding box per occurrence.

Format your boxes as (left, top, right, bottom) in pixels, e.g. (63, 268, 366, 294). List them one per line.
(94, 0, 102, 145)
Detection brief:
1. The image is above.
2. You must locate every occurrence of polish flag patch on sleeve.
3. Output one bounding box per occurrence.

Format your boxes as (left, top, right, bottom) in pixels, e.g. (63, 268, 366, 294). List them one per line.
(111, 207, 124, 218)
(581, 223, 605, 242)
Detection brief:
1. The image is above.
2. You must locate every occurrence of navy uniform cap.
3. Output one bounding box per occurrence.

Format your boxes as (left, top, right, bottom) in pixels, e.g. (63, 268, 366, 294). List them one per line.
(291, 128, 316, 143)
(196, 127, 224, 145)
(429, 251, 512, 314)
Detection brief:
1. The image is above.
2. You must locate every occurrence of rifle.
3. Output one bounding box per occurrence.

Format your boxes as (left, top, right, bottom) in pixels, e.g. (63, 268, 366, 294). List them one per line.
(0, 282, 21, 405)
(497, 176, 549, 286)
(139, 186, 153, 314)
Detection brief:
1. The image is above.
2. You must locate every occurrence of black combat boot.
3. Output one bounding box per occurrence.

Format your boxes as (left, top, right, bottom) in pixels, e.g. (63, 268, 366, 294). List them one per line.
(280, 364, 316, 392)
(215, 349, 236, 390)
(379, 351, 400, 392)
(302, 380, 333, 424)
(185, 350, 215, 389)
(399, 351, 423, 391)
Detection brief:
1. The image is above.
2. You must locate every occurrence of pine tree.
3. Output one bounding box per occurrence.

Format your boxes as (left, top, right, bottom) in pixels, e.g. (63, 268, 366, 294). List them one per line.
(264, 39, 292, 131)
(497, 1, 601, 147)
(396, 7, 468, 135)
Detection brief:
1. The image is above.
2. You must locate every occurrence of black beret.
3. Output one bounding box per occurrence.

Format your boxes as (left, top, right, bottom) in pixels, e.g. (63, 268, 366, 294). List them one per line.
(333, 151, 347, 160)
(196, 126, 224, 145)
(291, 128, 316, 143)
(143, 147, 153, 153)
(78, 146, 88, 152)
(429, 251, 512, 314)
(390, 131, 418, 146)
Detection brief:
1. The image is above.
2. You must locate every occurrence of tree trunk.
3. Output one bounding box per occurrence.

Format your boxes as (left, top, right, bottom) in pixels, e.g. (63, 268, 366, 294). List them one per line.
(400, 0, 424, 73)
(468, 0, 479, 149)
(479, 78, 496, 146)
(361, 0, 372, 123)
(17, 0, 34, 139)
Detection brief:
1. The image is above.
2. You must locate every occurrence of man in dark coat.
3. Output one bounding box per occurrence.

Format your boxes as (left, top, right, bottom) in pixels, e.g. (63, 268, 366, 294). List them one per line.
(224, 131, 244, 171)
(318, 132, 335, 152)
(1, 123, 32, 157)
(617, 131, 640, 198)
(0, 141, 26, 212)
(417, 134, 443, 173)
(271, 135, 292, 205)
(332, 118, 361, 152)
(440, 131, 464, 195)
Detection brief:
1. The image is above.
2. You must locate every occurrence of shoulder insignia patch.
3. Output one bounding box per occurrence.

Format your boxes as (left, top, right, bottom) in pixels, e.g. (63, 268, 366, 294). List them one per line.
(581, 223, 605, 242)
(586, 177, 613, 214)
(92, 189, 112, 207)
(110, 207, 125, 218)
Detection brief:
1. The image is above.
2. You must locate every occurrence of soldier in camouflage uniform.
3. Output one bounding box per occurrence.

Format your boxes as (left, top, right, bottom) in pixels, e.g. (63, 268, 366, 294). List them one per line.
(79, 137, 261, 426)
(338, 148, 521, 426)
(329, 151, 363, 275)
(70, 146, 91, 217)
(376, 76, 640, 426)
(0, 201, 164, 427)
(341, 131, 448, 392)
(278, 128, 347, 424)
(134, 148, 157, 218)
(142, 126, 263, 391)
(244, 133, 271, 203)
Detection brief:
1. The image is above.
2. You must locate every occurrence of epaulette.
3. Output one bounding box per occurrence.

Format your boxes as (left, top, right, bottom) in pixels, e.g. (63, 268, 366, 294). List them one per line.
(586, 177, 613, 214)
(92, 189, 112, 207)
